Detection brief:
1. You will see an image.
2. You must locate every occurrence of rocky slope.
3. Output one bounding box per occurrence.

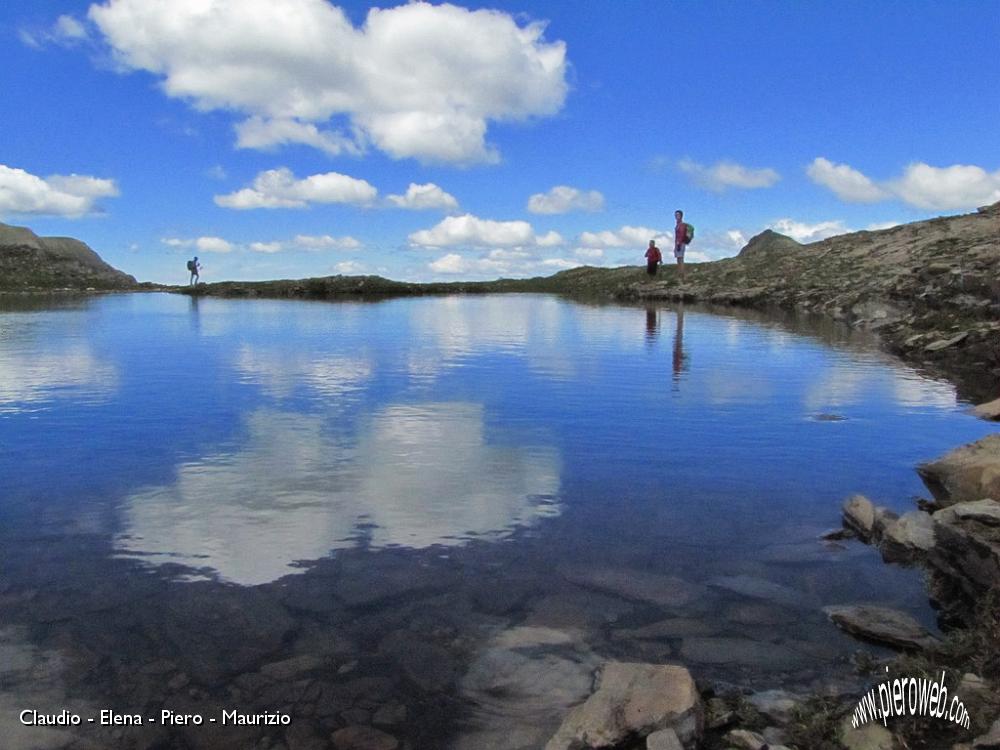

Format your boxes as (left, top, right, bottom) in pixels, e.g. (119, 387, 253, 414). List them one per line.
(0, 222, 137, 291)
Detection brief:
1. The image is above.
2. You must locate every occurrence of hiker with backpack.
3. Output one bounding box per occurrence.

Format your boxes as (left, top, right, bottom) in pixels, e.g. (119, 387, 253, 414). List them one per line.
(187, 257, 201, 286)
(644, 239, 662, 276)
(674, 210, 694, 282)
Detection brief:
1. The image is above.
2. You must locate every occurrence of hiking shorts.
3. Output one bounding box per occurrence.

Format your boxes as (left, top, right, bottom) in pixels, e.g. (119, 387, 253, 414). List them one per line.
(674, 243, 686, 259)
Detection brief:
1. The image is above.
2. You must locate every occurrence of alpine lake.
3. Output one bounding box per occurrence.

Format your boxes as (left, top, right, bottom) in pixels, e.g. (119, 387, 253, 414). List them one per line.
(1, 292, 996, 750)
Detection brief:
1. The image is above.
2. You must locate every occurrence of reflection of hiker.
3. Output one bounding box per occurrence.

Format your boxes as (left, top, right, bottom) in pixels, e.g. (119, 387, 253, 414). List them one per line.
(674, 210, 693, 282)
(672, 304, 686, 386)
(644, 240, 662, 276)
(186, 257, 201, 286)
(645, 306, 658, 342)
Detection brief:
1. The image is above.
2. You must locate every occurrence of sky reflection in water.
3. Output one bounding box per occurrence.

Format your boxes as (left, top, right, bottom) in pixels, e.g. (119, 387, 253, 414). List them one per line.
(0, 293, 995, 589)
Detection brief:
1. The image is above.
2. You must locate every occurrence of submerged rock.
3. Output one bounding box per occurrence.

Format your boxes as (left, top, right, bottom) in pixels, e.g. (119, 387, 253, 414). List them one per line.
(823, 605, 939, 650)
(544, 662, 702, 750)
(330, 726, 399, 750)
(707, 574, 815, 609)
(917, 435, 1000, 507)
(747, 689, 802, 725)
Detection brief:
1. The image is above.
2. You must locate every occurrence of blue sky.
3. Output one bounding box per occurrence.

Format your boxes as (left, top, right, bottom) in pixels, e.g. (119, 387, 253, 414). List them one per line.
(2, 0, 998, 284)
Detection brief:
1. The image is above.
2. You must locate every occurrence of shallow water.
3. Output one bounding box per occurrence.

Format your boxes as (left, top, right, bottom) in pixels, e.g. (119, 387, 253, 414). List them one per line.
(0, 292, 995, 749)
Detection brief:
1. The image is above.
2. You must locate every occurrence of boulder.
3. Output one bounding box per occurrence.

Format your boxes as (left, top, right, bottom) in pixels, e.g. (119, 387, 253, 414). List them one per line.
(929, 500, 1000, 602)
(879, 511, 935, 563)
(843, 495, 876, 540)
(971, 398, 1000, 421)
(823, 605, 939, 650)
(917, 435, 1000, 507)
(872, 506, 900, 542)
(544, 662, 702, 750)
(646, 727, 683, 750)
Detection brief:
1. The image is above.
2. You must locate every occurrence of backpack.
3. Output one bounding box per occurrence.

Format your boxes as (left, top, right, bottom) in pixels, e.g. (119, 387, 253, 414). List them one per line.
(684, 223, 695, 244)
(186, 260, 196, 272)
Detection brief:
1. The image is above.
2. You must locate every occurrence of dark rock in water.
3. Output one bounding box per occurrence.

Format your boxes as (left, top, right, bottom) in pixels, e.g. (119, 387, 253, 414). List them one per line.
(918, 434, 1000, 507)
(0, 221, 137, 290)
(378, 630, 458, 693)
(822, 604, 939, 650)
(812, 412, 847, 422)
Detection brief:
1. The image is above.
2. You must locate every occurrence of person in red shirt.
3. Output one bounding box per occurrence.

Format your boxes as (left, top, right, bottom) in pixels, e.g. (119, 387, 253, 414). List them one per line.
(644, 239, 662, 276)
(674, 210, 688, 282)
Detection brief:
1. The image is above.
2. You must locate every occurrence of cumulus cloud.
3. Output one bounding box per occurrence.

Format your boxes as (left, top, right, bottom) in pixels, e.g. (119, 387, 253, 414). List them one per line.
(768, 218, 850, 243)
(234, 116, 360, 157)
(387, 183, 459, 211)
(890, 162, 1000, 210)
(427, 251, 579, 277)
(806, 157, 889, 203)
(215, 167, 377, 209)
(0, 164, 118, 217)
(162, 236, 234, 253)
(808, 157, 1000, 210)
(578, 225, 668, 249)
(334, 260, 366, 274)
(527, 185, 604, 214)
(678, 159, 780, 192)
(87, 0, 568, 164)
(409, 214, 562, 248)
(249, 241, 283, 254)
(294, 234, 362, 250)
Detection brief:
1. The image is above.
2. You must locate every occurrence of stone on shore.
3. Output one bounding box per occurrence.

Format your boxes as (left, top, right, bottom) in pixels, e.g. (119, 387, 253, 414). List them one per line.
(843, 495, 876, 540)
(645, 727, 683, 750)
(972, 717, 1000, 749)
(924, 331, 969, 352)
(723, 728, 768, 749)
(544, 662, 702, 750)
(917, 435, 1000, 507)
(823, 605, 939, 650)
(879, 511, 935, 563)
(929, 499, 1000, 603)
(972, 398, 1000, 421)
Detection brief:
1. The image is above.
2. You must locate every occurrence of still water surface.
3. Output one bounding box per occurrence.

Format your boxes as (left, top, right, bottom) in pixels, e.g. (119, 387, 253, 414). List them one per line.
(0, 293, 995, 748)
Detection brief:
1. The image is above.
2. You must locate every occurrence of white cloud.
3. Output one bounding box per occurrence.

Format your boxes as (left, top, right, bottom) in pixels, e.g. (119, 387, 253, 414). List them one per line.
(578, 225, 667, 249)
(808, 157, 1000, 211)
(806, 157, 889, 203)
(205, 165, 227, 180)
(294, 234, 362, 250)
(234, 116, 360, 157)
(527, 185, 604, 214)
(215, 167, 377, 210)
(866, 220, 900, 231)
(334, 260, 366, 274)
(20, 14, 90, 49)
(679, 159, 780, 192)
(768, 218, 850, 243)
(249, 241, 283, 254)
(889, 162, 1000, 210)
(387, 183, 459, 211)
(87, 0, 568, 164)
(161, 236, 233, 253)
(0, 164, 118, 217)
(427, 250, 580, 278)
(409, 213, 559, 248)
(574, 248, 604, 260)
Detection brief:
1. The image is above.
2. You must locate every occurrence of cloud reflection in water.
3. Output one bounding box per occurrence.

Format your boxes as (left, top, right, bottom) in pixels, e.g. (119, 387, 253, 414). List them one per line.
(115, 403, 560, 585)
